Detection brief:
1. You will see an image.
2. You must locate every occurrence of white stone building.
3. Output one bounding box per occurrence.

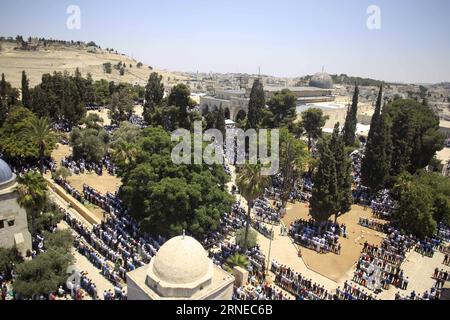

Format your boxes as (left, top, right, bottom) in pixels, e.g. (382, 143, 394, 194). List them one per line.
(0, 159, 32, 256)
(126, 235, 235, 300)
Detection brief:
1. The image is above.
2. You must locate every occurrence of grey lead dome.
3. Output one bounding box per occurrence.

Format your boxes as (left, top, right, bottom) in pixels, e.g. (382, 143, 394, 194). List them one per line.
(0, 159, 14, 187)
(310, 72, 334, 89)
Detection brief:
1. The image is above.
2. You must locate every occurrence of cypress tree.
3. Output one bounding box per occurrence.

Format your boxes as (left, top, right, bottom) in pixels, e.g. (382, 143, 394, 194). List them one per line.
(143, 72, 164, 123)
(216, 106, 225, 136)
(361, 85, 390, 192)
(0, 73, 6, 100)
(343, 85, 359, 146)
(310, 139, 338, 233)
(21, 71, 30, 108)
(330, 123, 353, 223)
(247, 79, 265, 128)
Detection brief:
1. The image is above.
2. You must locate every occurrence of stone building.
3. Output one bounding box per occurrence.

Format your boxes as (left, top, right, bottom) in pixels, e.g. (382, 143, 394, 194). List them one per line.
(127, 235, 235, 300)
(0, 159, 32, 256)
(199, 70, 335, 121)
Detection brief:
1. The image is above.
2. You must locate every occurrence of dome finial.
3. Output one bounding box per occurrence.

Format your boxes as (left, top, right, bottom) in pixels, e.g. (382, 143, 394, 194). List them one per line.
(182, 229, 185, 239)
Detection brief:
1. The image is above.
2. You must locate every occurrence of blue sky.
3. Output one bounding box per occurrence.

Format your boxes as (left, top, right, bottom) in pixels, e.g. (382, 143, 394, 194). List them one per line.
(1, 0, 449, 83)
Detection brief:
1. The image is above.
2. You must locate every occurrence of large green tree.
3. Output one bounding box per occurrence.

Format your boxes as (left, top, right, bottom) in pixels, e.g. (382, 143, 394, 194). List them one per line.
(120, 127, 233, 238)
(393, 175, 436, 238)
(70, 127, 109, 163)
(342, 85, 359, 147)
(109, 87, 134, 124)
(30, 71, 90, 127)
(267, 89, 297, 128)
(300, 108, 329, 151)
(386, 99, 444, 176)
(279, 128, 309, 208)
(0, 106, 55, 167)
(13, 236, 73, 298)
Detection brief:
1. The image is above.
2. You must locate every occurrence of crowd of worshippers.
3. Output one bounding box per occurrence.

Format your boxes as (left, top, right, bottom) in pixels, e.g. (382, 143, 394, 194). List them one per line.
(64, 208, 165, 280)
(82, 184, 123, 214)
(233, 283, 291, 300)
(370, 189, 396, 219)
(359, 217, 387, 232)
(352, 231, 415, 292)
(128, 114, 147, 128)
(395, 288, 441, 300)
(55, 176, 83, 201)
(201, 203, 247, 249)
(335, 281, 376, 300)
(350, 148, 364, 184)
(289, 219, 345, 254)
(271, 260, 332, 300)
(437, 222, 450, 242)
(252, 220, 274, 240)
(60, 155, 117, 175)
(352, 185, 371, 206)
(53, 120, 72, 133)
(353, 251, 409, 292)
(414, 237, 445, 257)
(433, 268, 449, 289)
(253, 197, 282, 225)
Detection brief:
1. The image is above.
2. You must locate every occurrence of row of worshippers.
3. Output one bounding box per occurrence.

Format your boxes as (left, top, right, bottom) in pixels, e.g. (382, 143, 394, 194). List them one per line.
(358, 217, 387, 233)
(202, 203, 247, 249)
(253, 197, 282, 225)
(353, 252, 409, 292)
(444, 254, 450, 265)
(252, 220, 274, 240)
(60, 154, 117, 176)
(362, 240, 408, 267)
(433, 268, 449, 283)
(395, 288, 441, 300)
(55, 176, 83, 201)
(65, 210, 153, 278)
(437, 222, 450, 242)
(370, 189, 396, 219)
(414, 236, 445, 257)
(289, 218, 344, 255)
(335, 281, 376, 300)
(271, 260, 332, 300)
(233, 283, 291, 300)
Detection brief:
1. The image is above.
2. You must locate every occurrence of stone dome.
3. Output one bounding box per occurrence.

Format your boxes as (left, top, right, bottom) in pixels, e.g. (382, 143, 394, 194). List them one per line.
(310, 72, 333, 89)
(0, 159, 15, 189)
(151, 236, 211, 285)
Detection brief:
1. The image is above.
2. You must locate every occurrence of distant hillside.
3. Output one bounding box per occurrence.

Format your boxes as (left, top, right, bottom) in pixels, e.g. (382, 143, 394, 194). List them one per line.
(0, 37, 187, 88)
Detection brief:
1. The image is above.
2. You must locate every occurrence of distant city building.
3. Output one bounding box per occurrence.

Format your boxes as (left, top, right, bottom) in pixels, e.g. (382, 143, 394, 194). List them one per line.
(199, 70, 335, 121)
(0, 159, 32, 256)
(126, 235, 235, 300)
(309, 71, 334, 89)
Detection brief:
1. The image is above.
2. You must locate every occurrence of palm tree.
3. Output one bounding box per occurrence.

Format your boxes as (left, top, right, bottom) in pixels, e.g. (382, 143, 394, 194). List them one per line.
(111, 141, 138, 171)
(225, 253, 249, 273)
(21, 117, 56, 175)
(15, 171, 48, 235)
(236, 163, 271, 251)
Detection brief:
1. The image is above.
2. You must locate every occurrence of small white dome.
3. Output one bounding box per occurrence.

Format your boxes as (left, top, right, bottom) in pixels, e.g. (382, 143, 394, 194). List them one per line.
(151, 235, 211, 285)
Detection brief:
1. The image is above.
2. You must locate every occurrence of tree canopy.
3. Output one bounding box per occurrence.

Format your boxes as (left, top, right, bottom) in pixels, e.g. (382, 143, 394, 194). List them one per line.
(119, 127, 233, 238)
